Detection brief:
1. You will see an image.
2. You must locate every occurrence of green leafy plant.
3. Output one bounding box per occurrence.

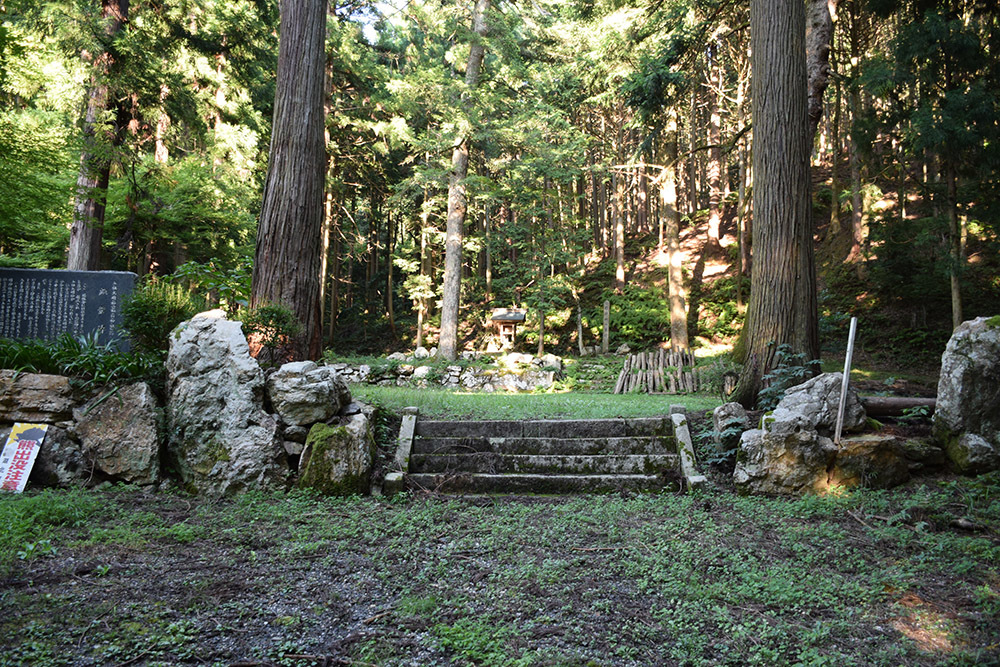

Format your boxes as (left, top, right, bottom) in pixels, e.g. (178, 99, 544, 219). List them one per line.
(757, 344, 817, 411)
(122, 278, 205, 354)
(241, 303, 304, 365)
(0, 334, 163, 391)
(169, 258, 252, 315)
(897, 405, 931, 424)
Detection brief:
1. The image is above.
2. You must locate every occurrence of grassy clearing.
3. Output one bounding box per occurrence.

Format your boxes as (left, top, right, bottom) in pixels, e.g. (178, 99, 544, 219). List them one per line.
(1, 475, 998, 666)
(350, 384, 722, 420)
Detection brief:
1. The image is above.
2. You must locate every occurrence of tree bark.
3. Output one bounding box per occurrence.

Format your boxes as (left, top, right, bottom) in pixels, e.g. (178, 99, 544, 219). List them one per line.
(945, 159, 963, 330)
(706, 45, 723, 246)
(250, 0, 328, 360)
(438, 0, 490, 361)
(806, 0, 838, 136)
(731, 0, 819, 407)
(67, 0, 128, 271)
(663, 112, 688, 351)
(613, 170, 625, 292)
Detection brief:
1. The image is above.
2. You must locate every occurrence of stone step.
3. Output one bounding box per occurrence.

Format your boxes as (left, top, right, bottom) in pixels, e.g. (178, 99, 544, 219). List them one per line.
(407, 472, 681, 495)
(414, 417, 674, 439)
(413, 435, 675, 457)
(410, 452, 680, 475)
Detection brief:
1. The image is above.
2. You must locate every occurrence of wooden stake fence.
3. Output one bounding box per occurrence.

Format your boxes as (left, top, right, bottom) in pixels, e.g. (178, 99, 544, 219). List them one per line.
(613, 349, 701, 394)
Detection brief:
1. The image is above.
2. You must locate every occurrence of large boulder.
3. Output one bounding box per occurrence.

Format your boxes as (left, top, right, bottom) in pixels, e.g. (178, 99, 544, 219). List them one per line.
(0, 371, 75, 422)
(266, 361, 351, 427)
(74, 383, 160, 485)
(296, 413, 375, 495)
(734, 429, 838, 495)
(166, 311, 286, 496)
(769, 372, 866, 436)
(828, 435, 910, 489)
(933, 316, 1000, 474)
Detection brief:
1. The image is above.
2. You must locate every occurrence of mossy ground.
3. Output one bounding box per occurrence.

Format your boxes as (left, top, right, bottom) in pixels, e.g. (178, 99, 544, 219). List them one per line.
(1, 475, 998, 666)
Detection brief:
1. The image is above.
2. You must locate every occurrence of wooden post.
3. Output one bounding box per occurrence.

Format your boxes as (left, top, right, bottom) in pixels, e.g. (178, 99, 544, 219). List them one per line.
(602, 300, 610, 354)
(834, 316, 858, 445)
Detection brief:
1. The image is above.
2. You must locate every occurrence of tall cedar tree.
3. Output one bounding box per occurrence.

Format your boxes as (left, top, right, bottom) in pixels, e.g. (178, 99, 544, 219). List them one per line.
(67, 0, 128, 271)
(251, 0, 328, 360)
(438, 0, 490, 361)
(730, 0, 820, 406)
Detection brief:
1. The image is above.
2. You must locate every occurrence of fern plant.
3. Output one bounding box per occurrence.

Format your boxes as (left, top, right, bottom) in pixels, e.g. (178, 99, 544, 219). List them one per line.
(756, 344, 817, 411)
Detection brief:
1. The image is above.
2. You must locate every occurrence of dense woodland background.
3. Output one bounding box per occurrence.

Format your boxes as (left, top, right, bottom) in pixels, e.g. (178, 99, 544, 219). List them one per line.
(1, 0, 998, 377)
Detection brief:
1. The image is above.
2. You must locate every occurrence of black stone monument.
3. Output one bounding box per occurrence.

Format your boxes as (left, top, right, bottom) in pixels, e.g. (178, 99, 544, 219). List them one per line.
(0, 268, 137, 347)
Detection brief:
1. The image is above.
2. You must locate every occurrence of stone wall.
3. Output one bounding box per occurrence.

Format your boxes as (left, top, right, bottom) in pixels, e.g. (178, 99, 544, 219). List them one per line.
(327, 351, 563, 393)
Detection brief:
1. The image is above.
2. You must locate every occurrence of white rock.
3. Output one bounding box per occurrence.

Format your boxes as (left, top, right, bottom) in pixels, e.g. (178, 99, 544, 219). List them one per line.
(166, 314, 286, 496)
(933, 317, 1000, 474)
(267, 362, 351, 427)
(770, 372, 865, 436)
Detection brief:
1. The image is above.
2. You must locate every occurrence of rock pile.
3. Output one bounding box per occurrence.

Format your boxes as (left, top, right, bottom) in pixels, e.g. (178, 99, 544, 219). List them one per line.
(733, 372, 914, 495)
(327, 351, 562, 392)
(1, 311, 375, 497)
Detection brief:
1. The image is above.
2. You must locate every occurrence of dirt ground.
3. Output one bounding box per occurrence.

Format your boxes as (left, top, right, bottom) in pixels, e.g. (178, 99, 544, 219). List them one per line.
(2, 461, 998, 667)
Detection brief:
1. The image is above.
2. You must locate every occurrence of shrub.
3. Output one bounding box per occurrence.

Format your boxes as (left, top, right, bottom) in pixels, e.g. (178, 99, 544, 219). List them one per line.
(757, 344, 817, 411)
(241, 303, 303, 365)
(122, 279, 205, 354)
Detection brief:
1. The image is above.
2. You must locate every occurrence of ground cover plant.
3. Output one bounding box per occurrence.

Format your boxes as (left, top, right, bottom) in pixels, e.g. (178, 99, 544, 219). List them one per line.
(1, 475, 997, 666)
(351, 384, 720, 421)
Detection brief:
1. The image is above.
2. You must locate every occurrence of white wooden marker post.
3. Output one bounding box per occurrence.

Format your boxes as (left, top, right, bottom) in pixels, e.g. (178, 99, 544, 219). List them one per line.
(834, 317, 858, 445)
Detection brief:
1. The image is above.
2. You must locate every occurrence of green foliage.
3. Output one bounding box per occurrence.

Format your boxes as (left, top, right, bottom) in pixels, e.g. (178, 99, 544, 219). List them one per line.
(757, 344, 816, 411)
(169, 258, 252, 315)
(241, 303, 303, 365)
(0, 333, 163, 390)
(0, 110, 74, 267)
(121, 279, 205, 354)
(604, 284, 671, 349)
(0, 487, 103, 574)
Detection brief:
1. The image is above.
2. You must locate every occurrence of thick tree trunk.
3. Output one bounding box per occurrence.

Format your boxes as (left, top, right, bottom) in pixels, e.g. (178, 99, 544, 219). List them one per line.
(731, 0, 819, 407)
(663, 113, 688, 351)
(830, 59, 842, 235)
(438, 0, 490, 361)
(945, 160, 963, 330)
(67, 0, 128, 271)
(250, 0, 328, 361)
(806, 0, 838, 136)
(706, 47, 723, 246)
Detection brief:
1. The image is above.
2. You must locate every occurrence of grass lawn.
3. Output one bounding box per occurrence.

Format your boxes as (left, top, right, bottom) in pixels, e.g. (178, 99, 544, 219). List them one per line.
(350, 385, 723, 420)
(1, 474, 998, 666)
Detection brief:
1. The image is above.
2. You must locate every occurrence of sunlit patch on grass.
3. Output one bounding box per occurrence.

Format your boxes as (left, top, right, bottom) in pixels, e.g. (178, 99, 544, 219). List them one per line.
(892, 593, 966, 654)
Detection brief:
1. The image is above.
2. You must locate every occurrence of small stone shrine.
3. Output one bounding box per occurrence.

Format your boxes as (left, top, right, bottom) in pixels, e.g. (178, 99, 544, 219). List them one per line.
(0, 268, 136, 346)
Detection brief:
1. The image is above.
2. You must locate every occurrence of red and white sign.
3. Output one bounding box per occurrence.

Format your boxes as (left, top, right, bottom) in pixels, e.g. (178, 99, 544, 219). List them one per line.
(0, 423, 47, 493)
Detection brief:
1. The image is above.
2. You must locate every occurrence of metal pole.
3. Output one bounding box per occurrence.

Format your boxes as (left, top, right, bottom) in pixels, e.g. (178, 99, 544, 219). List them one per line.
(834, 316, 858, 445)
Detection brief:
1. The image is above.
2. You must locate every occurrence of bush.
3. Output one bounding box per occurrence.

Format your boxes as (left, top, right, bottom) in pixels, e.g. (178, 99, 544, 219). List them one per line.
(122, 280, 205, 354)
(241, 303, 303, 365)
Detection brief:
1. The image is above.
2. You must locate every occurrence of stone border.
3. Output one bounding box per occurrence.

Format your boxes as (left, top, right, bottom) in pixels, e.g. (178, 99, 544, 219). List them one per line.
(383, 407, 418, 495)
(670, 408, 708, 491)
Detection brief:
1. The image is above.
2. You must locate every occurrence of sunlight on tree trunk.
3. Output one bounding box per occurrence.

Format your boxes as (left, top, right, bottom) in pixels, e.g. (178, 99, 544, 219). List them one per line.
(731, 0, 820, 407)
(251, 0, 328, 360)
(439, 0, 490, 361)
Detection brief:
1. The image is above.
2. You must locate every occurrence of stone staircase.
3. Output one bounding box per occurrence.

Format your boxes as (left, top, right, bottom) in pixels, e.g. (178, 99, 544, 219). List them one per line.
(400, 417, 684, 494)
